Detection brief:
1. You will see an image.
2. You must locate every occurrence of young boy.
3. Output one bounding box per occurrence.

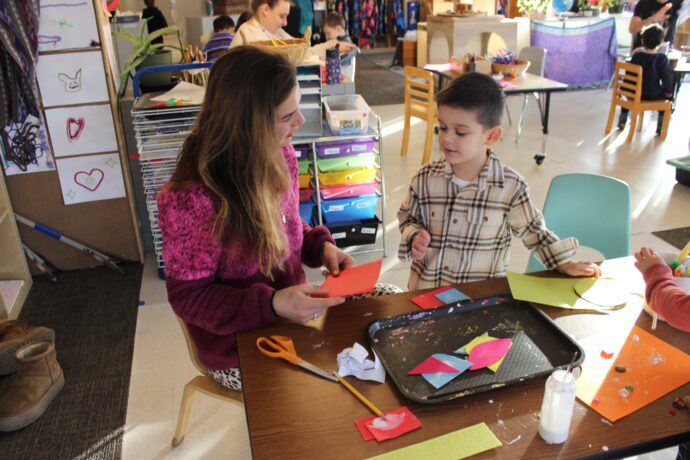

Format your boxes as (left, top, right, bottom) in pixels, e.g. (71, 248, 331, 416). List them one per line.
(618, 24, 674, 135)
(398, 73, 601, 291)
(203, 16, 235, 62)
(322, 12, 358, 81)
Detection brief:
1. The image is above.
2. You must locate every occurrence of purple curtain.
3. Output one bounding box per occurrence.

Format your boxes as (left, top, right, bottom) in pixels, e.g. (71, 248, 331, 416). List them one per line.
(531, 18, 617, 87)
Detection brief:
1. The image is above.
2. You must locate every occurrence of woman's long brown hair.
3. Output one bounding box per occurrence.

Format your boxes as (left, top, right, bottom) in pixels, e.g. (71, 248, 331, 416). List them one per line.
(170, 47, 296, 276)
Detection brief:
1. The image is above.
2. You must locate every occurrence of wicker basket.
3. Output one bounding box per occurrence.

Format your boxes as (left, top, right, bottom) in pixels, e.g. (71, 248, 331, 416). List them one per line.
(246, 27, 312, 65)
(491, 59, 530, 77)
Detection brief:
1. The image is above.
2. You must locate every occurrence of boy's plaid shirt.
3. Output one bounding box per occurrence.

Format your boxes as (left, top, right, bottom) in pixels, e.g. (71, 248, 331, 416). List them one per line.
(398, 151, 577, 290)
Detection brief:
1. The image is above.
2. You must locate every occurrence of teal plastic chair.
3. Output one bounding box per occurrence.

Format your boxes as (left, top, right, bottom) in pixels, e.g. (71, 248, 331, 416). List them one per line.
(525, 174, 631, 272)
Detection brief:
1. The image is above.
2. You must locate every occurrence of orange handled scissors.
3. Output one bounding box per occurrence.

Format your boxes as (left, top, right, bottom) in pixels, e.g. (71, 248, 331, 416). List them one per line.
(256, 335, 337, 382)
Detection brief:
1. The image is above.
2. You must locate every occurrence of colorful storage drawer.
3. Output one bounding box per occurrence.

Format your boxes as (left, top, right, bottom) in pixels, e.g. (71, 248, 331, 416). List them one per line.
(318, 181, 378, 200)
(315, 138, 376, 158)
(328, 219, 380, 246)
(299, 201, 315, 224)
(318, 167, 377, 186)
(316, 153, 376, 172)
(299, 187, 313, 202)
(321, 194, 379, 224)
(299, 173, 311, 188)
(294, 144, 311, 160)
(298, 160, 311, 175)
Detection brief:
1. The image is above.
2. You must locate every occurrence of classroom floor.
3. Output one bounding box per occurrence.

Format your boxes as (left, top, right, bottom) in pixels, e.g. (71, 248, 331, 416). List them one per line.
(122, 85, 690, 459)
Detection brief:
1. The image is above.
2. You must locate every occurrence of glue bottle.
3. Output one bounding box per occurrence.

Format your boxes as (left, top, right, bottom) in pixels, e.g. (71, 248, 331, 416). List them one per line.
(326, 44, 342, 85)
(538, 369, 577, 444)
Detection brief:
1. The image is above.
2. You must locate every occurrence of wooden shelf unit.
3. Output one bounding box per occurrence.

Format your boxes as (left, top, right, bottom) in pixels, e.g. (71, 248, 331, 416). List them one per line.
(0, 173, 32, 319)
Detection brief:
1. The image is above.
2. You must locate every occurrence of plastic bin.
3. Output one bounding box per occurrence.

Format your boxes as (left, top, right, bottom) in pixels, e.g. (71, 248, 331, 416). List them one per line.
(317, 153, 377, 172)
(321, 194, 379, 224)
(318, 181, 378, 200)
(294, 144, 312, 160)
(318, 166, 378, 186)
(298, 160, 311, 175)
(667, 156, 690, 187)
(299, 186, 314, 202)
(299, 173, 311, 188)
(315, 138, 376, 158)
(328, 219, 380, 246)
(299, 201, 316, 224)
(323, 94, 371, 135)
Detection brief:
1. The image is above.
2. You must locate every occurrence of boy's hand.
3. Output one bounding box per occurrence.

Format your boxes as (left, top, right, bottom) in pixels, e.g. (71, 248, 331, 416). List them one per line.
(411, 229, 432, 260)
(634, 247, 666, 274)
(556, 261, 602, 278)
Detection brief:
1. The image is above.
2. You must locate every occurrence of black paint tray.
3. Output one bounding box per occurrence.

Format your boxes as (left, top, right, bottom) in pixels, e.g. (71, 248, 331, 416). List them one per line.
(367, 295, 584, 403)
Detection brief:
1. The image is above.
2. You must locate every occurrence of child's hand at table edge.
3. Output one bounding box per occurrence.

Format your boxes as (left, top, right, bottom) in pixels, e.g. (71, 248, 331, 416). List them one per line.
(556, 261, 602, 278)
(634, 247, 666, 274)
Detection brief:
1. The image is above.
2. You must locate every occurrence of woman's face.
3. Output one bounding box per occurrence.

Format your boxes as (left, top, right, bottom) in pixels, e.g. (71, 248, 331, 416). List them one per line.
(276, 85, 304, 147)
(259, 0, 290, 34)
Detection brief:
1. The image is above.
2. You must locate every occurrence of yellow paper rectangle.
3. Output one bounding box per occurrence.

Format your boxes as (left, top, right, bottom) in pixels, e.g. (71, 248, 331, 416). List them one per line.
(367, 422, 501, 460)
(506, 271, 599, 310)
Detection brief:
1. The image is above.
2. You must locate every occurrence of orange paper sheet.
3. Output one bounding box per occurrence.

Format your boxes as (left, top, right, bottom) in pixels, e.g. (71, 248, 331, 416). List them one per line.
(576, 326, 690, 422)
(321, 259, 382, 298)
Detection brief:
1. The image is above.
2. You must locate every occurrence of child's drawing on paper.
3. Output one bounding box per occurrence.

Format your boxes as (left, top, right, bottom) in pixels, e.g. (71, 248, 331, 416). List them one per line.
(66, 117, 85, 141)
(37, 51, 109, 106)
(56, 153, 125, 205)
(45, 105, 117, 157)
(38, 0, 99, 51)
(58, 69, 82, 92)
(0, 115, 55, 176)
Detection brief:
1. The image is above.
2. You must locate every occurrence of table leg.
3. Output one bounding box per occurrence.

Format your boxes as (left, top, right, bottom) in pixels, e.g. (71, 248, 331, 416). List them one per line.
(533, 91, 551, 165)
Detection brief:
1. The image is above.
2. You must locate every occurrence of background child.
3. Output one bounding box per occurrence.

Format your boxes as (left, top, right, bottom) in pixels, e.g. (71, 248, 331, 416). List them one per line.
(398, 72, 601, 291)
(634, 247, 690, 332)
(322, 12, 358, 81)
(618, 24, 674, 135)
(141, 0, 168, 45)
(203, 16, 235, 62)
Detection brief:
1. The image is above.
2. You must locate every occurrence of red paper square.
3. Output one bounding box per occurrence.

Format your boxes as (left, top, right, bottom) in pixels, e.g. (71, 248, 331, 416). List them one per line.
(410, 286, 453, 309)
(321, 260, 382, 298)
(354, 407, 422, 442)
(354, 418, 376, 441)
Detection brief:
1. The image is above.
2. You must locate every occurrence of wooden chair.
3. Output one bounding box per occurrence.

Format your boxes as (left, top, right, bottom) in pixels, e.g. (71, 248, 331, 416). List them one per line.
(401, 66, 436, 165)
(172, 316, 244, 447)
(605, 61, 672, 142)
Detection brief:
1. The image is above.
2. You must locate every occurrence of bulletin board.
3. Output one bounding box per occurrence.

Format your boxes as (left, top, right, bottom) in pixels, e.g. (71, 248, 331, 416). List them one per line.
(4, 0, 143, 270)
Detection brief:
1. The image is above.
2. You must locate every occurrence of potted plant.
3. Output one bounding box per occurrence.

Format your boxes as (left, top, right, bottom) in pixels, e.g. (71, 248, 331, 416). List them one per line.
(606, 0, 625, 13)
(517, 0, 551, 19)
(113, 19, 183, 101)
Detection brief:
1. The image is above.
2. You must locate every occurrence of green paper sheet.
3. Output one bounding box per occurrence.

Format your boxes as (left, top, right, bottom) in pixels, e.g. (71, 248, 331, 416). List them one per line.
(506, 271, 603, 310)
(367, 422, 501, 460)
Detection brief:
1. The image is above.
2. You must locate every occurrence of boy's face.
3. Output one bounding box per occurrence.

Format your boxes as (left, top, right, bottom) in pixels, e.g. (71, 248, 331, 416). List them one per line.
(323, 24, 344, 40)
(437, 105, 501, 169)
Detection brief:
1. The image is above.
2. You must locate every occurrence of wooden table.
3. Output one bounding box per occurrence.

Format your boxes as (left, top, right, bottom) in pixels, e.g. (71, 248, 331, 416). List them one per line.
(425, 69, 568, 165)
(673, 59, 690, 111)
(237, 257, 690, 459)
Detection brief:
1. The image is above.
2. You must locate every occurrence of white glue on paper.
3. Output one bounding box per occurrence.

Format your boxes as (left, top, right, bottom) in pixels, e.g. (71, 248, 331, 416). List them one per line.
(336, 342, 386, 383)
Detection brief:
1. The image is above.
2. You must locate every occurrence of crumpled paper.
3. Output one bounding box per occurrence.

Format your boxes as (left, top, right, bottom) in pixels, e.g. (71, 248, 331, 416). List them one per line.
(337, 342, 386, 383)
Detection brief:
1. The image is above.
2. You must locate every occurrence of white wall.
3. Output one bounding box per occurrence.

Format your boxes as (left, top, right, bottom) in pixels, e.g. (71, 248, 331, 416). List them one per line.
(118, 0, 206, 43)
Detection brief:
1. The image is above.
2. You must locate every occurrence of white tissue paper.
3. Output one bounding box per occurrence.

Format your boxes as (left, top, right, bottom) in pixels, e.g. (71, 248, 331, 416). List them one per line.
(336, 342, 386, 383)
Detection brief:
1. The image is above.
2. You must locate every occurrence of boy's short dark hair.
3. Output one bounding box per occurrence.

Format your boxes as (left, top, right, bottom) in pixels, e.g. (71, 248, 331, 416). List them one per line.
(143, 0, 155, 7)
(641, 24, 664, 50)
(436, 72, 505, 129)
(324, 12, 346, 29)
(236, 11, 252, 30)
(213, 15, 235, 32)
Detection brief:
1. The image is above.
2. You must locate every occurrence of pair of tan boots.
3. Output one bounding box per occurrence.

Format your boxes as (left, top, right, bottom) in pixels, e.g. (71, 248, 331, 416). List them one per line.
(0, 320, 64, 432)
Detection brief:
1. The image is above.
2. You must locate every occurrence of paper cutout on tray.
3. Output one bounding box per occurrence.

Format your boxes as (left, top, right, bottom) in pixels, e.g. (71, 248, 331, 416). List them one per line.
(408, 356, 459, 375)
(421, 354, 473, 389)
(573, 277, 628, 308)
(468, 338, 512, 371)
(410, 286, 453, 310)
(355, 406, 422, 442)
(337, 342, 386, 383)
(321, 259, 382, 298)
(150, 81, 205, 105)
(455, 332, 490, 354)
(576, 326, 690, 422)
(366, 422, 502, 460)
(435, 288, 470, 304)
(507, 272, 613, 310)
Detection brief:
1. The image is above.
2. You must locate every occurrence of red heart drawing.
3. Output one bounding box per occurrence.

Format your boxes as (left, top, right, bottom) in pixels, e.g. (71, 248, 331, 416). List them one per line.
(74, 168, 104, 192)
(67, 117, 85, 142)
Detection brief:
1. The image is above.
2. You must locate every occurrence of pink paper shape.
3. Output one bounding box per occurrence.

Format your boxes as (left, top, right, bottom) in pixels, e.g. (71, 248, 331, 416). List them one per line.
(355, 407, 422, 442)
(407, 355, 460, 375)
(320, 259, 382, 298)
(410, 286, 453, 310)
(468, 338, 512, 371)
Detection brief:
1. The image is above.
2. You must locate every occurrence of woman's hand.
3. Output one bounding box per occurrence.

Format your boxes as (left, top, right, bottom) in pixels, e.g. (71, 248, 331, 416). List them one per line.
(634, 247, 666, 274)
(556, 261, 602, 277)
(272, 284, 345, 325)
(321, 242, 354, 277)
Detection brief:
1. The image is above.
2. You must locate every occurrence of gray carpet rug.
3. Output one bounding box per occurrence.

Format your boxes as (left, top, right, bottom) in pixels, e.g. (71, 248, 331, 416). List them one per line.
(355, 51, 405, 106)
(652, 227, 690, 251)
(0, 263, 143, 460)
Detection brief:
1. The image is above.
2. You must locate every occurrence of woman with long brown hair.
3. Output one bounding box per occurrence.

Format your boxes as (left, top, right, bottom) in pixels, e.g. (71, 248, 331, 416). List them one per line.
(157, 47, 352, 390)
